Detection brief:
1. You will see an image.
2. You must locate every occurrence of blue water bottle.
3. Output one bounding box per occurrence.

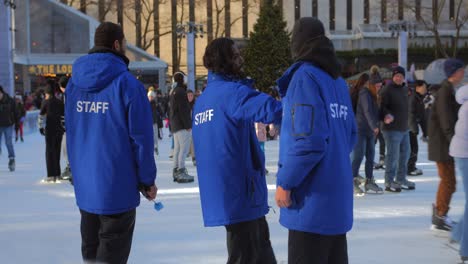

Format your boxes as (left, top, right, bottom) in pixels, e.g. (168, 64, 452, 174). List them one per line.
(154, 201, 164, 211)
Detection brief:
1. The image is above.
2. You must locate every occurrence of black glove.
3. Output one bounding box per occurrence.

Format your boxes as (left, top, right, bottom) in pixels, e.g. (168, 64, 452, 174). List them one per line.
(39, 128, 46, 136)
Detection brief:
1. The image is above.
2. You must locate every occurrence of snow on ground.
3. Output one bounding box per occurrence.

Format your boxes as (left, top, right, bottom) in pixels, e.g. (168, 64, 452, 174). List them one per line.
(0, 130, 463, 263)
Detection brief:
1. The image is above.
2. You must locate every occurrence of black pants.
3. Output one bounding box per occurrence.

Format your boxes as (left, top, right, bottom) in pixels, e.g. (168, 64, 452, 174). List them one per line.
(45, 133, 63, 177)
(288, 230, 348, 264)
(80, 209, 136, 264)
(376, 131, 386, 159)
(407, 131, 419, 172)
(225, 216, 276, 264)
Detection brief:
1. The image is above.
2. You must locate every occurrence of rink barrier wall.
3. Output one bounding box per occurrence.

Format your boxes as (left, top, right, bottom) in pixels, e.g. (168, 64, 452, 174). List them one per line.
(24, 110, 39, 134)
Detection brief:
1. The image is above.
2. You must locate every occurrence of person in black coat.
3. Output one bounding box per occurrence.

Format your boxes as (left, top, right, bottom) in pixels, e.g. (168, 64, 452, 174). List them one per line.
(407, 80, 428, 176)
(379, 66, 415, 192)
(169, 72, 194, 183)
(0, 85, 18, 171)
(429, 59, 465, 231)
(38, 81, 65, 182)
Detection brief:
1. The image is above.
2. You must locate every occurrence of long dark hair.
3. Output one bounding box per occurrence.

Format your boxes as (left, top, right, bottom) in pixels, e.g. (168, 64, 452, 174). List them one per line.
(350, 73, 370, 112)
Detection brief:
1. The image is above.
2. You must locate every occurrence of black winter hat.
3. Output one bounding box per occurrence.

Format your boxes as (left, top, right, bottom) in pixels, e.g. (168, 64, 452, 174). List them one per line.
(94, 22, 125, 48)
(444, 58, 465, 78)
(392, 66, 405, 78)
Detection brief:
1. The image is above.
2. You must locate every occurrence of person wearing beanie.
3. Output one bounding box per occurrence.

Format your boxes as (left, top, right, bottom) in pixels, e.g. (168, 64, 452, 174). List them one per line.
(379, 65, 416, 192)
(66, 22, 157, 263)
(350, 73, 383, 196)
(38, 80, 65, 183)
(368, 66, 387, 170)
(275, 17, 357, 263)
(429, 58, 465, 231)
(0, 85, 18, 171)
(169, 71, 195, 183)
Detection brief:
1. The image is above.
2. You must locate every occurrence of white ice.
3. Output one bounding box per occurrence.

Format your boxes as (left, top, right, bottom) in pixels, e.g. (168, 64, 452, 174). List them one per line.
(0, 129, 463, 263)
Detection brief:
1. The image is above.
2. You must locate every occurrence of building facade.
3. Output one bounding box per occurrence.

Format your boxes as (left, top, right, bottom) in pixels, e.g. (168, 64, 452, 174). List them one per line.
(67, 0, 468, 76)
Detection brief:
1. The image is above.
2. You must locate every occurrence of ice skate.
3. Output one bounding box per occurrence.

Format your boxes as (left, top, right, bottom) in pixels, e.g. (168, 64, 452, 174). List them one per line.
(60, 165, 72, 181)
(41, 176, 61, 184)
(364, 178, 383, 194)
(373, 157, 385, 170)
(431, 214, 455, 232)
(407, 168, 423, 176)
(353, 178, 364, 196)
(460, 256, 468, 264)
(355, 175, 366, 184)
(8, 158, 15, 172)
(175, 168, 194, 183)
(396, 179, 416, 190)
(385, 181, 401, 193)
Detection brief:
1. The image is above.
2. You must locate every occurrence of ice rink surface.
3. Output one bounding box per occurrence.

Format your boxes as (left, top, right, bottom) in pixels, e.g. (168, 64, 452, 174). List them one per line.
(0, 131, 463, 263)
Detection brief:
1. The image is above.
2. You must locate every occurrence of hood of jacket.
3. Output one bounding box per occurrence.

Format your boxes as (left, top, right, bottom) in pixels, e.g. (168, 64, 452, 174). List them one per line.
(71, 47, 129, 93)
(291, 18, 341, 79)
(456, 84, 468, 104)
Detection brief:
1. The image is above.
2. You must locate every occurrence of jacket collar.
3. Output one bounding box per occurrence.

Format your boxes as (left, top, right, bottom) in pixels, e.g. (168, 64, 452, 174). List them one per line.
(88, 46, 130, 67)
(207, 71, 254, 88)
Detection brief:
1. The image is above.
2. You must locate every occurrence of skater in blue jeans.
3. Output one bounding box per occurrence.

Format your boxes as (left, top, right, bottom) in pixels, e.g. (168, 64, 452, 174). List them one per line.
(450, 84, 468, 262)
(0, 86, 17, 171)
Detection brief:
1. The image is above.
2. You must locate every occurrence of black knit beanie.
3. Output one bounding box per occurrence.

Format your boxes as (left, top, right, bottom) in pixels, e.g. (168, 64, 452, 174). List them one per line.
(392, 66, 406, 78)
(94, 22, 125, 49)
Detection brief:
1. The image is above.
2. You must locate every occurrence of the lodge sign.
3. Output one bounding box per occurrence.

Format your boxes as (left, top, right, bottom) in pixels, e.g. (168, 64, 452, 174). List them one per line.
(28, 65, 72, 75)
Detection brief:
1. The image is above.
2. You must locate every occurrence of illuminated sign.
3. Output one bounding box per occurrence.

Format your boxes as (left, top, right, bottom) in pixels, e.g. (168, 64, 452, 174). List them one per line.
(28, 65, 72, 75)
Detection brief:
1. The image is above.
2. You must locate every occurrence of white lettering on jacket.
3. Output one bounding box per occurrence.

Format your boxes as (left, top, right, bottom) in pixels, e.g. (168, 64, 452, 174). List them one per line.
(76, 101, 109, 114)
(194, 109, 214, 125)
(329, 103, 348, 120)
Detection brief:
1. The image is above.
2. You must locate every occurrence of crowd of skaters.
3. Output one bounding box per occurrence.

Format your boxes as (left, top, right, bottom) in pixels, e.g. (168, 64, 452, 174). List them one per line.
(1, 17, 468, 264)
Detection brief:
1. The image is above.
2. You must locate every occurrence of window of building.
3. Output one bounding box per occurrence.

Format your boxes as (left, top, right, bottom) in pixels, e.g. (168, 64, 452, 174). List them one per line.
(416, 0, 421, 21)
(364, 0, 369, 24)
(347, 0, 352, 30)
(312, 0, 318, 17)
(330, 0, 335, 30)
(450, 0, 455, 20)
(19, 0, 90, 54)
(398, 0, 403, 20)
(295, 0, 300, 20)
(381, 0, 387, 23)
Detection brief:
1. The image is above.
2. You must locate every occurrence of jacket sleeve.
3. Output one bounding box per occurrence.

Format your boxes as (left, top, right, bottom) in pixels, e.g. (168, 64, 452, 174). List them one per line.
(408, 95, 418, 133)
(360, 90, 378, 132)
(379, 86, 392, 119)
(174, 88, 192, 129)
(127, 81, 157, 186)
(231, 85, 282, 124)
(276, 75, 329, 190)
(436, 86, 457, 143)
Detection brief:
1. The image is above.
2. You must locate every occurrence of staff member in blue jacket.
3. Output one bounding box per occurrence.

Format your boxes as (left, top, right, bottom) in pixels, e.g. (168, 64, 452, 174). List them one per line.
(275, 18, 357, 264)
(192, 38, 282, 264)
(65, 22, 157, 264)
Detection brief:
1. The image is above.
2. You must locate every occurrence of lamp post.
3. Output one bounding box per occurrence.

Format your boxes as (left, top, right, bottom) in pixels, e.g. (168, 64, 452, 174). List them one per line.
(388, 20, 417, 74)
(1, 0, 16, 96)
(176, 22, 205, 91)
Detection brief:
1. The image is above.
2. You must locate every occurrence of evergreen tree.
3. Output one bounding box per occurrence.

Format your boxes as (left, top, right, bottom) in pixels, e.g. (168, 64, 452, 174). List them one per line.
(243, 0, 291, 93)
